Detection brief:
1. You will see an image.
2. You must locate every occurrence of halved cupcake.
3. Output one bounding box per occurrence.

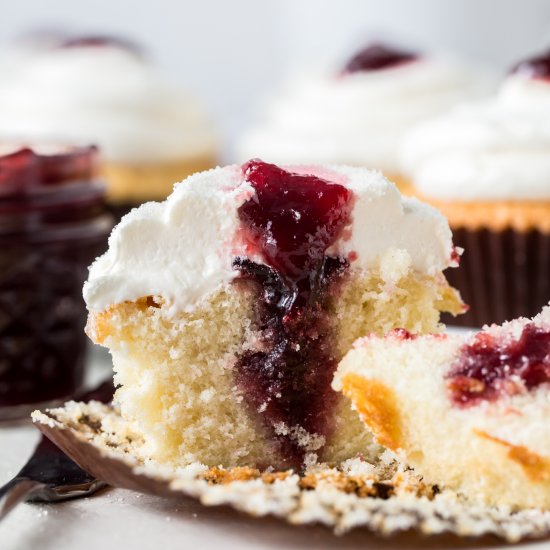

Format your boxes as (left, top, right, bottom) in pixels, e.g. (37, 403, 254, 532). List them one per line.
(334, 307, 550, 509)
(84, 160, 463, 471)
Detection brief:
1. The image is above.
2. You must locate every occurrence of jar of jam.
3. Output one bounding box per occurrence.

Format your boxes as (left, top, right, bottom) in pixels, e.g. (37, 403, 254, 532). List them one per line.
(0, 144, 112, 420)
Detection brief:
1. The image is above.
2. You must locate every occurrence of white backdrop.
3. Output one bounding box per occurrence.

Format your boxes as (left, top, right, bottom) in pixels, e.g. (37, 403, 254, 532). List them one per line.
(2, 0, 550, 157)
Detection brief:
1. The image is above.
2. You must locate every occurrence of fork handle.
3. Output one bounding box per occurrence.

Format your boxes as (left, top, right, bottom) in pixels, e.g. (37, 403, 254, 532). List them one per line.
(0, 478, 45, 522)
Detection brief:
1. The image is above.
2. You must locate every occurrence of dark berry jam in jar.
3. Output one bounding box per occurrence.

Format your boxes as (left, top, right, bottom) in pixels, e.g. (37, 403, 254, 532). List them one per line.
(0, 144, 112, 420)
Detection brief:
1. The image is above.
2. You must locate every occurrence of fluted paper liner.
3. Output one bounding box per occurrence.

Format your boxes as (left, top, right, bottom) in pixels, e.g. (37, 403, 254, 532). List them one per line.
(444, 228, 550, 328)
(31, 401, 550, 543)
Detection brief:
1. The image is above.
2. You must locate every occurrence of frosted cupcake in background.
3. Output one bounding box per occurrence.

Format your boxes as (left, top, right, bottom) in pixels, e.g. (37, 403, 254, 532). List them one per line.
(400, 48, 550, 327)
(0, 34, 217, 218)
(238, 43, 492, 186)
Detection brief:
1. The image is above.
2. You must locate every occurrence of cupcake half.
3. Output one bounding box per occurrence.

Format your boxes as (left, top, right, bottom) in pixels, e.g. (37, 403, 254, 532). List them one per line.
(239, 43, 491, 185)
(0, 34, 217, 218)
(84, 160, 463, 471)
(401, 48, 550, 327)
(334, 305, 550, 509)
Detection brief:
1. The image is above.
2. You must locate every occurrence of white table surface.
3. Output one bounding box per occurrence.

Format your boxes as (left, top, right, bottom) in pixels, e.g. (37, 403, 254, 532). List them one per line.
(1, 347, 549, 550)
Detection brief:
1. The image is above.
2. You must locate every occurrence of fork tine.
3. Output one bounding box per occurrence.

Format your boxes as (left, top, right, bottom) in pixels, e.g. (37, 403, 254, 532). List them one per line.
(0, 479, 45, 521)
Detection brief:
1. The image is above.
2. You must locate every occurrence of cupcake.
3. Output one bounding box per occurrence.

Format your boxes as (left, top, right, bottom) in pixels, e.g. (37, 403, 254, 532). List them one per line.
(84, 160, 462, 470)
(334, 305, 550, 509)
(239, 43, 491, 186)
(0, 34, 217, 219)
(401, 48, 550, 327)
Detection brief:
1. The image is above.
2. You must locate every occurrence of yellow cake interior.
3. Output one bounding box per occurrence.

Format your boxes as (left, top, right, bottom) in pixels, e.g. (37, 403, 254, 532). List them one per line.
(88, 250, 462, 470)
(334, 326, 550, 510)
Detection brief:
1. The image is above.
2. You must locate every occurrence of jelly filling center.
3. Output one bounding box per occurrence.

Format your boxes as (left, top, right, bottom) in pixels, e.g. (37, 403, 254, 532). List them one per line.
(233, 159, 353, 468)
(511, 49, 550, 81)
(343, 43, 417, 74)
(446, 323, 550, 407)
(59, 35, 141, 53)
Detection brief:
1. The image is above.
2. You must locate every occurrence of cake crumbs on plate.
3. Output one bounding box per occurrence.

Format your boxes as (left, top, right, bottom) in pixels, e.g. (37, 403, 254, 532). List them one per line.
(32, 402, 550, 542)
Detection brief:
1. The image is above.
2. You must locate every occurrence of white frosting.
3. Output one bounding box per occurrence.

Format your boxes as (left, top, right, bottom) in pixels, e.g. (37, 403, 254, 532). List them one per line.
(239, 57, 491, 172)
(401, 74, 550, 200)
(84, 164, 455, 314)
(0, 45, 216, 164)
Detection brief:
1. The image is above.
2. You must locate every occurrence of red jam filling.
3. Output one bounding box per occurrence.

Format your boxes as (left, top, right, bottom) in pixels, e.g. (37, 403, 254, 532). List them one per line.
(450, 246, 462, 266)
(388, 328, 415, 340)
(59, 35, 140, 53)
(511, 49, 550, 81)
(234, 160, 353, 468)
(446, 323, 550, 407)
(343, 43, 417, 74)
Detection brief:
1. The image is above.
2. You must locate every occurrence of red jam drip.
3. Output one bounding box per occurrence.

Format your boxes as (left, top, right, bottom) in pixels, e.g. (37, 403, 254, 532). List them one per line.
(234, 160, 353, 469)
(343, 43, 417, 74)
(388, 328, 415, 340)
(446, 323, 550, 407)
(511, 49, 550, 81)
(450, 246, 461, 266)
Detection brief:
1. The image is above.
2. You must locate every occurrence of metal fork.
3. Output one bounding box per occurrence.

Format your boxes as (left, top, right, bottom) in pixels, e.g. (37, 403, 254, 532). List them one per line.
(0, 380, 113, 521)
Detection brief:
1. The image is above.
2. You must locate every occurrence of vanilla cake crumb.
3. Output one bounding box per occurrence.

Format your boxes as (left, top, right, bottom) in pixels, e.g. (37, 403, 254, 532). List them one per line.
(334, 306, 550, 510)
(89, 257, 460, 469)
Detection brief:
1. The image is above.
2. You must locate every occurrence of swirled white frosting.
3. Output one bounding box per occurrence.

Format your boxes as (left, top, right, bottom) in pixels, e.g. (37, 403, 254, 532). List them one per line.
(84, 164, 456, 314)
(0, 44, 216, 164)
(401, 74, 550, 200)
(238, 57, 490, 172)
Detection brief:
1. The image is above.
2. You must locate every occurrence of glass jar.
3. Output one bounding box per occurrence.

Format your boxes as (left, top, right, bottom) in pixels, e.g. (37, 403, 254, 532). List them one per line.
(0, 144, 112, 420)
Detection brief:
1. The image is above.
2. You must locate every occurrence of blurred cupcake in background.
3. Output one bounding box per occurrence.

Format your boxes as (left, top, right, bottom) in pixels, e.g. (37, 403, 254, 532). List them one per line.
(239, 42, 491, 186)
(400, 48, 550, 327)
(0, 33, 217, 219)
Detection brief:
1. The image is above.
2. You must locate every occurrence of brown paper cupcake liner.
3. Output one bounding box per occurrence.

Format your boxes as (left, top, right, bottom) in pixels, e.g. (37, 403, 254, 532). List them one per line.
(443, 227, 550, 327)
(31, 402, 550, 542)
